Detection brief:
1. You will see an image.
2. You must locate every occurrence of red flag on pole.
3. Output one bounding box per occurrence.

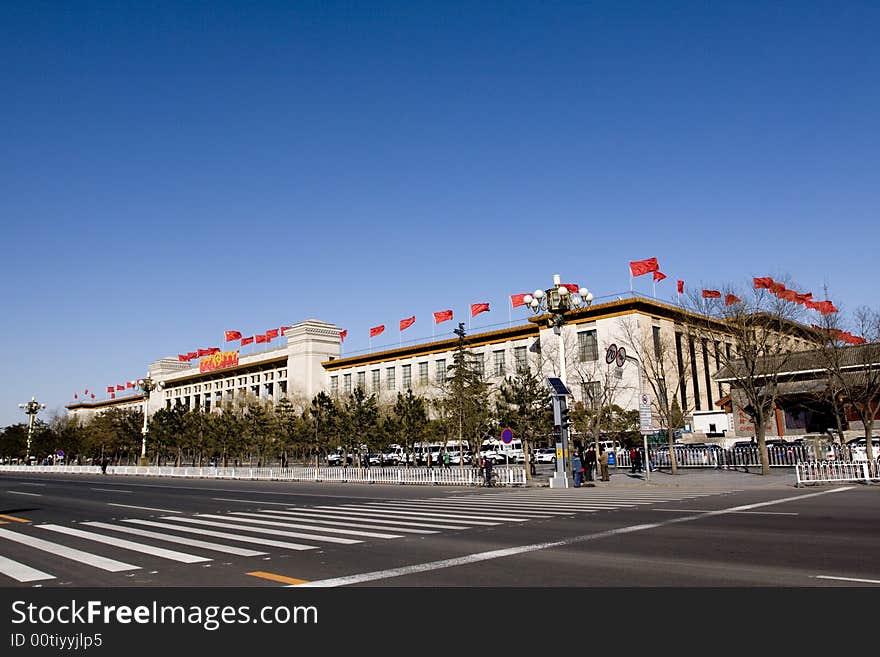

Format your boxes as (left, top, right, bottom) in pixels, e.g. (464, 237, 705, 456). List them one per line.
(240, 336, 254, 345)
(702, 289, 721, 298)
(116, 385, 125, 391)
(753, 277, 773, 289)
(629, 257, 659, 277)
(510, 293, 528, 308)
(266, 329, 279, 339)
(224, 330, 242, 342)
(653, 271, 667, 282)
(126, 381, 133, 389)
(470, 303, 490, 317)
(370, 325, 385, 338)
(561, 283, 579, 293)
(677, 280, 684, 294)
(197, 348, 211, 357)
(90, 393, 95, 399)
(186, 351, 198, 360)
(255, 334, 268, 343)
(178, 354, 189, 361)
(433, 310, 453, 323)
(111, 392, 116, 399)
(73, 393, 78, 399)
(106, 386, 114, 393)
(84, 389, 89, 395)
(399, 316, 415, 331)
(280, 326, 291, 335)
(339, 330, 347, 343)
(725, 294, 741, 305)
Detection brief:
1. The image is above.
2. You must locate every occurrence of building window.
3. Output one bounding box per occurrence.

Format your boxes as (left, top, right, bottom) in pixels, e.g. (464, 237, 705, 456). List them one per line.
(386, 367, 395, 390)
(514, 346, 527, 372)
(418, 362, 428, 386)
(493, 350, 505, 377)
(582, 381, 601, 410)
(436, 359, 446, 384)
(330, 376, 338, 395)
(653, 326, 662, 359)
(372, 369, 380, 391)
(402, 364, 412, 389)
(689, 337, 701, 411)
(676, 333, 687, 409)
(578, 330, 598, 362)
(344, 373, 352, 395)
(473, 352, 485, 378)
(357, 371, 366, 391)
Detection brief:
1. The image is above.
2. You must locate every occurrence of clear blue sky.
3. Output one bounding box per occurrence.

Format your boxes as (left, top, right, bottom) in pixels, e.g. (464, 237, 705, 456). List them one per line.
(2, 1, 878, 427)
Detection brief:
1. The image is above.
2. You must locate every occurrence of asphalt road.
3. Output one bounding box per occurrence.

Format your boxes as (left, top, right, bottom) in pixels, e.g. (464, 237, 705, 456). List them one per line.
(1, 471, 878, 588)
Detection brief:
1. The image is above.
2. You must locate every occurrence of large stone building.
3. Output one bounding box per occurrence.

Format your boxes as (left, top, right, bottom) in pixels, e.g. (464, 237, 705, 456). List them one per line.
(67, 295, 821, 439)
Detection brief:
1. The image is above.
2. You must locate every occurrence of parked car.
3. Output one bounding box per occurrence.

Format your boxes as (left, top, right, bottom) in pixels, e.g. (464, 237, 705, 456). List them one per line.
(535, 447, 556, 464)
(846, 438, 880, 462)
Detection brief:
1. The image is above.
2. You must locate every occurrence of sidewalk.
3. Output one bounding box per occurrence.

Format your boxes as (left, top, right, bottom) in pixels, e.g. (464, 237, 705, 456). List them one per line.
(527, 468, 798, 490)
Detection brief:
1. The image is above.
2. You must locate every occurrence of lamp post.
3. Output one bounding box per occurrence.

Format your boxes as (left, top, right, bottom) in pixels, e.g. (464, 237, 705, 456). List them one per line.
(524, 275, 593, 487)
(623, 353, 651, 482)
(18, 397, 46, 464)
(138, 376, 162, 466)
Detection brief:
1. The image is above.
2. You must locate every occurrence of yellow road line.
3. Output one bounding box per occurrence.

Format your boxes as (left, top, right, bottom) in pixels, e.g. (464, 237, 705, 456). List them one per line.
(0, 514, 31, 523)
(246, 571, 309, 585)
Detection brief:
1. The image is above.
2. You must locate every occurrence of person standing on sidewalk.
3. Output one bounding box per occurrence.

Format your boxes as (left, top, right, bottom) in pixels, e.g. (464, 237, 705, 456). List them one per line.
(598, 445, 610, 481)
(571, 452, 583, 488)
(584, 445, 596, 481)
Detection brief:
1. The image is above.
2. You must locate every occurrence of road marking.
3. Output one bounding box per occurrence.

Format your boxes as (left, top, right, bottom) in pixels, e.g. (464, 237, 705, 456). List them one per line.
(0, 514, 32, 523)
(358, 502, 532, 522)
(237, 511, 436, 534)
(90, 488, 132, 493)
(247, 571, 309, 585)
(39, 525, 211, 563)
(195, 513, 402, 539)
(121, 519, 318, 551)
(652, 509, 799, 515)
(82, 522, 266, 557)
(0, 554, 55, 582)
(0, 527, 139, 572)
(213, 498, 295, 506)
(6, 491, 41, 496)
(322, 506, 499, 525)
(814, 575, 880, 585)
(268, 508, 469, 530)
(162, 516, 361, 545)
(294, 487, 855, 587)
(107, 504, 182, 514)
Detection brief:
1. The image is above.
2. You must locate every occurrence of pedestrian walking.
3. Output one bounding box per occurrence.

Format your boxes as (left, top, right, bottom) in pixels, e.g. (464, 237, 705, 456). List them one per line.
(443, 450, 450, 469)
(100, 457, 109, 475)
(483, 456, 494, 487)
(584, 445, 596, 481)
(630, 446, 638, 473)
(634, 447, 643, 473)
(598, 445, 610, 481)
(571, 452, 583, 487)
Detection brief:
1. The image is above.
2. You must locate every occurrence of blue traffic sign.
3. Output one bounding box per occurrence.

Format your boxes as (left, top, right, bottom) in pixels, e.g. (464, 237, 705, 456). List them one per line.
(500, 427, 513, 444)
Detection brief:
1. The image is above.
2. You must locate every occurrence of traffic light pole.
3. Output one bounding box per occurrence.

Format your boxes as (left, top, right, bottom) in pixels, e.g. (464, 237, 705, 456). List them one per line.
(549, 394, 573, 489)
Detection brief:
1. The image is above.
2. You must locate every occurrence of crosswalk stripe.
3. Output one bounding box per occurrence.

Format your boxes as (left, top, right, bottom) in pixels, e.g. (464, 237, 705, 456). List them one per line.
(82, 522, 266, 556)
(314, 506, 499, 525)
(265, 508, 469, 530)
(194, 514, 403, 539)
(404, 501, 574, 515)
(120, 519, 317, 551)
(0, 554, 55, 582)
(0, 527, 139, 572)
(38, 525, 211, 563)
(243, 512, 437, 534)
(354, 504, 527, 522)
(160, 517, 361, 545)
(362, 501, 558, 518)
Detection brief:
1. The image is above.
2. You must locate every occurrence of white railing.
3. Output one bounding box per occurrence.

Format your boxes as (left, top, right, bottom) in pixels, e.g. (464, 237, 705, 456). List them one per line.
(0, 464, 526, 487)
(614, 445, 817, 470)
(795, 460, 879, 486)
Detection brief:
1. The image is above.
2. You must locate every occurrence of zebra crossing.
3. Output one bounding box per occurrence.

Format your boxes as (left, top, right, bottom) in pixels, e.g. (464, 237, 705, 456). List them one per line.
(0, 486, 738, 584)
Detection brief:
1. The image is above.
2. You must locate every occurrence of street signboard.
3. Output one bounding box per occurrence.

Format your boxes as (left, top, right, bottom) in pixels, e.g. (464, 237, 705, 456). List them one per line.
(639, 392, 652, 434)
(57, 450, 64, 457)
(500, 427, 513, 444)
(605, 344, 618, 365)
(615, 346, 627, 367)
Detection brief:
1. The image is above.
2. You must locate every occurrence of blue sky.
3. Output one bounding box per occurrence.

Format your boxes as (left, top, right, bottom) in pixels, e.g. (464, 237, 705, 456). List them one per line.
(1, 1, 878, 427)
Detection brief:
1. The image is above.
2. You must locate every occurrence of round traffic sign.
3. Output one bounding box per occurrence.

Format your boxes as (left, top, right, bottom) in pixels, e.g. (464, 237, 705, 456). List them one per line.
(605, 344, 618, 365)
(616, 346, 627, 367)
(57, 449, 64, 457)
(500, 427, 514, 444)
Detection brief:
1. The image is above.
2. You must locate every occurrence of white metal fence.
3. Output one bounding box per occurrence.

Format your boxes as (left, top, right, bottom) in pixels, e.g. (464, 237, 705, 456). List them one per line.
(614, 445, 817, 470)
(795, 460, 880, 486)
(0, 464, 526, 487)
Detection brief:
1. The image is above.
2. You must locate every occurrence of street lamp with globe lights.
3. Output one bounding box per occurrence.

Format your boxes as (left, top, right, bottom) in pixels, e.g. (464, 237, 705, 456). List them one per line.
(18, 396, 46, 464)
(523, 275, 593, 487)
(138, 376, 163, 465)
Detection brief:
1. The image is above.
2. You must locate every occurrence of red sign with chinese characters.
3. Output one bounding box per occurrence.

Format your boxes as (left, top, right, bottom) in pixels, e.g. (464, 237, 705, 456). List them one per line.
(200, 350, 239, 373)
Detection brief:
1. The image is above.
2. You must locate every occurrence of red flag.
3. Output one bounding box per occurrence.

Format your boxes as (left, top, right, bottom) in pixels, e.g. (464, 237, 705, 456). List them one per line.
(370, 325, 385, 338)
(339, 330, 347, 343)
(255, 334, 268, 343)
(90, 393, 95, 399)
(186, 351, 198, 360)
(116, 385, 125, 391)
(111, 392, 115, 399)
(433, 310, 453, 324)
(561, 283, 579, 293)
(106, 386, 114, 393)
(126, 381, 134, 389)
(400, 316, 415, 331)
(225, 330, 242, 342)
(240, 336, 254, 346)
(266, 329, 279, 339)
(178, 354, 189, 362)
(74, 393, 78, 399)
(677, 280, 684, 294)
(768, 281, 786, 294)
(280, 326, 291, 334)
(84, 389, 89, 395)
(510, 293, 528, 308)
(753, 277, 773, 289)
(197, 348, 211, 357)
(653, 271, 667, 282)
(629, 257, 659, 277)
(725, 294, 741, 306)
(702, 289, 721, 299)
(471, 303, 490, 317)
(777, 289, 799, 302)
